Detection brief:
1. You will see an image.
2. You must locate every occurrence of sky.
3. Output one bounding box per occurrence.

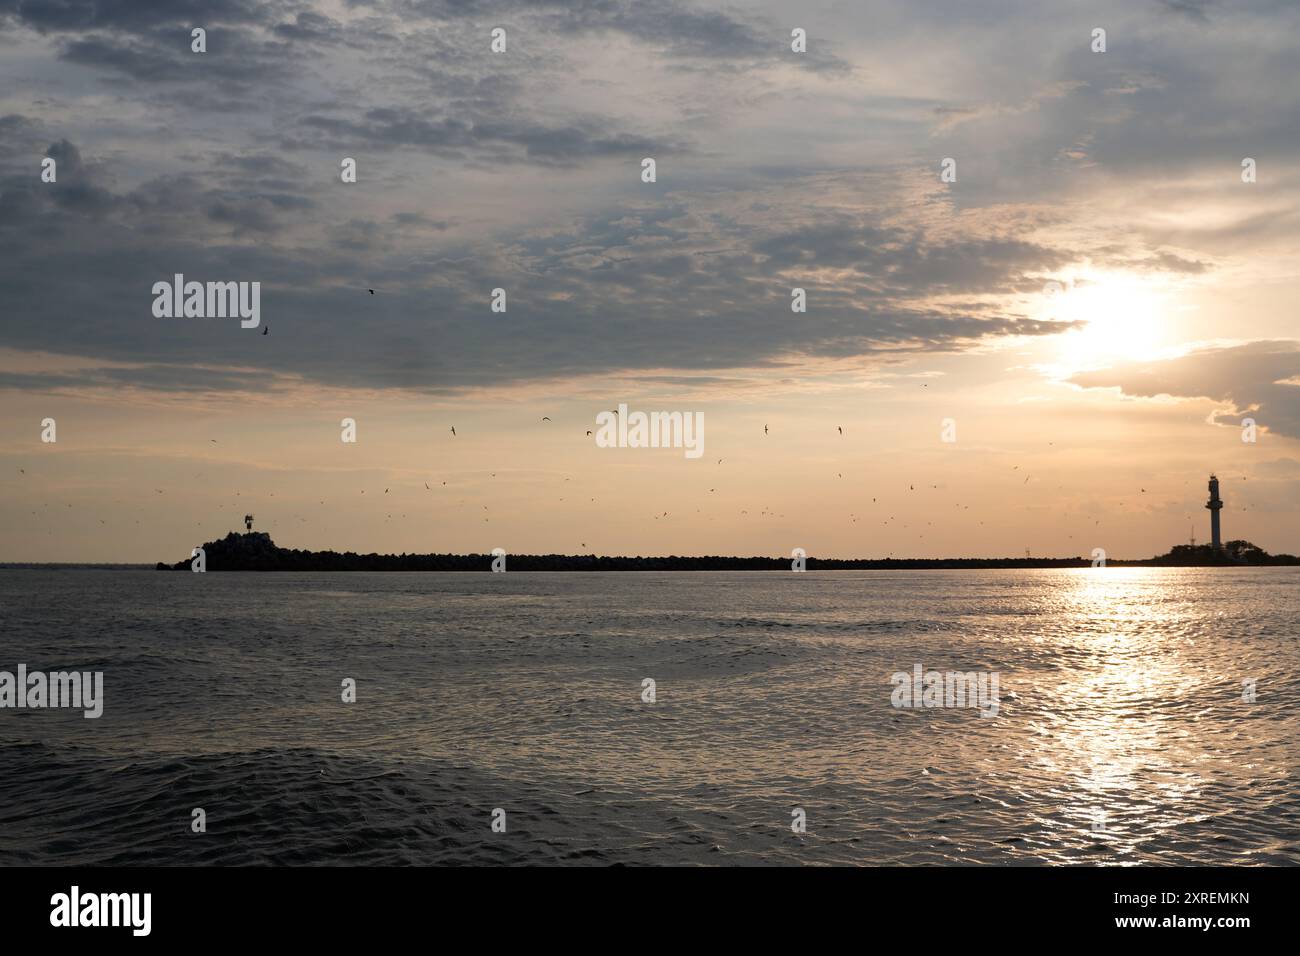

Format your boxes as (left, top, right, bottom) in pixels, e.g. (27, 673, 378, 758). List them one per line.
(1, 0, 1298, 562)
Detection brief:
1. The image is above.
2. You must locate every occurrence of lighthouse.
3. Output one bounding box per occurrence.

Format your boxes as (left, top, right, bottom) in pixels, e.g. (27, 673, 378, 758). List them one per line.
(1205, 474, 1223, 550)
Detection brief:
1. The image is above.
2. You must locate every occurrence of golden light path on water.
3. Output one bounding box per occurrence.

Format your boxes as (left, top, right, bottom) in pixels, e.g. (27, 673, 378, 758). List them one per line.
(1031, 569, 1212, 864)
(2, 567, 1297, 865)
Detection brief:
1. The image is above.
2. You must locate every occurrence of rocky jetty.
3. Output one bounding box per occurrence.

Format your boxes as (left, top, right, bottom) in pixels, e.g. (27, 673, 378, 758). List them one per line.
(158, 532, 1298, 571)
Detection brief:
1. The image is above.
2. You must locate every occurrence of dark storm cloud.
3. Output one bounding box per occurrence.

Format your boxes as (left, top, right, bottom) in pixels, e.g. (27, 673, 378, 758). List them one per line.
(57, 26, 299, 87)
(1155, 0, 1213, 20)
(0, 138, 119, 217)
(1070, 342, 1300, 439)
(1, 1, 1294, 399)
(281, 107, 682, 167)
(272, 11, 345, 43)
(0, 136, 1079, 395)
(204, 191, 315, 234)
(913, 1, 1300, 214)
(0, 0, 285, 33)
(0, 114, 43, 158)
(392, 0, 848, 70)
(1, 141, 316, 238)
(0, 0, 839, 168)
(390, 211, 454, 230)
(0, 364, 279, 393)
(754, 223, 1069, 296)
(0, 2, 309, 110)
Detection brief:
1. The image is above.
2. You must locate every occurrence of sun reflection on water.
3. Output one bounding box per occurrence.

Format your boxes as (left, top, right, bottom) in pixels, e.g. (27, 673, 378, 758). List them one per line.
(1026, 569, 1213, 861)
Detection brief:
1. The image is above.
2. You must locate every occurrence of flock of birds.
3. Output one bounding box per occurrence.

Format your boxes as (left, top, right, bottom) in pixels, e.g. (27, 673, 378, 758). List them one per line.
(11, 298, 1258, 555)
(11, 403, 1258, 555)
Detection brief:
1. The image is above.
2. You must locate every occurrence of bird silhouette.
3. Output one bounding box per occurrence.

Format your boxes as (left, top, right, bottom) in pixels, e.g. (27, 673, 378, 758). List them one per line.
(764, 425, 768, 435)
(450, 426, 456, 436)
(261, 326, 269, 335)
(542, 417, 551, 422)
(837, 426, 843, 435)
(368, 289, 375, 295)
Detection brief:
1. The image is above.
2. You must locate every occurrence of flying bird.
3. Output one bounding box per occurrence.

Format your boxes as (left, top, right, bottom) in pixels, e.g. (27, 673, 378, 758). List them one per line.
(764, 425, 768, 435)
(450, 426, 456, 436)
(368, 289, 375, 295)
(838, 427, 843, 435)
(261, 326, 269, 335)
(542, 417, 551, 422)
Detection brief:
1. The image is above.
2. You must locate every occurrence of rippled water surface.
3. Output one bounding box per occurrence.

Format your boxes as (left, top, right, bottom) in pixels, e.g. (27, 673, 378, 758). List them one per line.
(1, 568, 1297, 865)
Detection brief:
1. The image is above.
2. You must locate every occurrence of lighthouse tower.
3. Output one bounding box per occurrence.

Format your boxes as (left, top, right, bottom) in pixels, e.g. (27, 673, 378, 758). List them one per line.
(1205, 474, 1223, 550)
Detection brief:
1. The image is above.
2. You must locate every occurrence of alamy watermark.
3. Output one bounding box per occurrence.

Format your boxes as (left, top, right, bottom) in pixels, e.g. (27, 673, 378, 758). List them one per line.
(890, 663, 1000, 718)
(152, 274, 261, 329)
(50, 886, 150, 936)
(1, 665, 103, 718)
(594, 403, 704, 459)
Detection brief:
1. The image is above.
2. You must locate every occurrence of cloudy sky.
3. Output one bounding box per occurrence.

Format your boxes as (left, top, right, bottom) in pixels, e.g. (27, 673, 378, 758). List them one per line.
(1, 0, 1297, 562)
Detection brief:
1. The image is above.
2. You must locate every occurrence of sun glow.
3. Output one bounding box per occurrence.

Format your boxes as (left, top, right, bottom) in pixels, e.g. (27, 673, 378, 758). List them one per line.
(1046, 272, 1171, 368)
